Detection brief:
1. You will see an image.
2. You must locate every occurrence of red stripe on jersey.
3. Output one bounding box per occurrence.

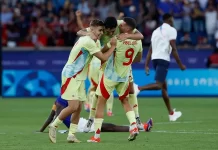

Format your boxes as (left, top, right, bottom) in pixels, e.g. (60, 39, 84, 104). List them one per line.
(74, 50, 83, 62)
(100, 75, 110, 99)
(119, 83, 130, 100)
(61, 69, 83, 95)
(61, 50, 85, 95)
(91, 78, 98, 87)
(61, 78, 72, 95)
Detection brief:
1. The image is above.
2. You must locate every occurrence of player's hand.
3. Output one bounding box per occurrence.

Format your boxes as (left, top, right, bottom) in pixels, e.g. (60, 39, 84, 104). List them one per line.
(88, 32, 97, 40)
(76, 10, 82, 17)
(110, 37, 117, 47)
(180, 64, 186, 71)
(117, 33, 129, 41)
(118, 12, 124, 18)
(145, 66, 150, 76)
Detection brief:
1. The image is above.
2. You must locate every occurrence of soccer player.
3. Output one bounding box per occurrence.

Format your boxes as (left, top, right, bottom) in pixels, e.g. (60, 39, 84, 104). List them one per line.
(84, 17, 119, 116)
(48, 19, 117, 143)
(87, 18, 144, 143)
(135, 13, 186, 121)
(39, 96, 153, 133)
(77, 16, 145, 130)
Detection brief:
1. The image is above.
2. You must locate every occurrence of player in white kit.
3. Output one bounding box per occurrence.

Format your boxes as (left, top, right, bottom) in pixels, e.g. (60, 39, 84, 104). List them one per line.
(135, 14, 186, 121)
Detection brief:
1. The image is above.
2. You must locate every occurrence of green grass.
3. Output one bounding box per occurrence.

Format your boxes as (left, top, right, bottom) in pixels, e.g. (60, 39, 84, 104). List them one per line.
(0, 97, 218, 150)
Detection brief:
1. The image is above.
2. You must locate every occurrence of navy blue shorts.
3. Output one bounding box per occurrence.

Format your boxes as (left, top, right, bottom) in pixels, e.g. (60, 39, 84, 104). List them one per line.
(55, 96, 71, 128)
(152, 59, 170, 83)
(56, 96, 68, 107)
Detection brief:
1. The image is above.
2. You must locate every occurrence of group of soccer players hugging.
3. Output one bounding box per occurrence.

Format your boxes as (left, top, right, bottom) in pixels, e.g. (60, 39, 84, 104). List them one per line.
(39, 12, 186, 143)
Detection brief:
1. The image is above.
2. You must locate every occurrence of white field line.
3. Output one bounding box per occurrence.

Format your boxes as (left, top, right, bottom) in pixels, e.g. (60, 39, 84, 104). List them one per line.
(155, 121, 203, 124)
(152, 130, 218, 135)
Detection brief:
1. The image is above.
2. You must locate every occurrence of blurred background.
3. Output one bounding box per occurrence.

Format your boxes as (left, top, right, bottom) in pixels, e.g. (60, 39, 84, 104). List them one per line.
(1, 0, 218, 97)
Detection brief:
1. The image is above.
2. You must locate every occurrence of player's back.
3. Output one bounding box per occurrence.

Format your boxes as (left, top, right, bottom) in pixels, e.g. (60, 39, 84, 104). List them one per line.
(104, 39, 142, 82)
(151, 23, 177, 61)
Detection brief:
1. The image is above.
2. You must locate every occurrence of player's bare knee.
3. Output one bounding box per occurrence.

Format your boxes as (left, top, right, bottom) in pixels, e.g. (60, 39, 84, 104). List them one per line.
(67, 101, 80, 112)
(156, 81, 164, 89)
(162, 81, 167, 90)
(77, 102, 83, 112)
(120, 98, 129, 106)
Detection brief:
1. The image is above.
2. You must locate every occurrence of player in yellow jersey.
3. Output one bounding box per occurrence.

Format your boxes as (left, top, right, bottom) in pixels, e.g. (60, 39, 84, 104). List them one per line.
(77, 16, 145, 130)
(87, 18, 144, 143)
(78, 17, 118, 116)
(48, 19, 117, 143)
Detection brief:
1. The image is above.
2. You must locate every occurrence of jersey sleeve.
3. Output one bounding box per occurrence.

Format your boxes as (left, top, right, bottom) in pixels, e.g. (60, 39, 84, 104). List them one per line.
(168, 28, 177, 40)
(139, 41, 143, 52)
(132, 29, 137, 33)
(86, 39, 101, 55)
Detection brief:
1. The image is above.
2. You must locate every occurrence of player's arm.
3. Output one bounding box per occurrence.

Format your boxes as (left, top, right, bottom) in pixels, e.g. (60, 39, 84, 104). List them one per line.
(170, 40, 186, 70)
(39, 108, 56, 132)
(133, 42, 143, 63)
(55, 103, 65, 117)
(133, 52, 142, 63)
(145, 45, 152, 66)
(77, 28, 89, 36)
(128, 30, 144, 40)
(101, 45, 110, 53)
(76, 10, 84, 29)
(169, 28, 186, 70)
(93, 37, 117, 62)
(117, 30, 144, 41)
(117, 12, 124, 20)
(144, 45, 152, 75)
(77, 28, 96, 40)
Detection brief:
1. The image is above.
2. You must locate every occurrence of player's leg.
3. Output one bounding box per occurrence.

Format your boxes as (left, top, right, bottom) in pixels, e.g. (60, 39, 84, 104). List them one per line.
(67, 101, 83, 143)
(84, 69, 103, 132)
(117, 82, 139, 141)
(121, 97, 139, 141)
(89, 94, 98, 119)
(162, 81, 182, 121)
(86, 65, 98, 112)
(87, 95, 108, 142)
(106, 94, 114, 116)
(162, 81, 173, 114)
(88, 66, 101, 117)
(39, 103, 56, 132)
(138, 59, 182, 121)
(87, 76, 115, 142)
(101, 123, 129, 132)
(49, 77, 83, 143)
(86, 82, 97, 112)
(86, 62, 100, 112)
(101, 117, 154, 132)
(129, 81, 143, 130)
(83, 93, 98, 133)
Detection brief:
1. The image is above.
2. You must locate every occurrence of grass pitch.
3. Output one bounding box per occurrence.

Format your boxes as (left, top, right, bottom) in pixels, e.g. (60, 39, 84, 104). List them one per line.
(0, 97, 218, 150)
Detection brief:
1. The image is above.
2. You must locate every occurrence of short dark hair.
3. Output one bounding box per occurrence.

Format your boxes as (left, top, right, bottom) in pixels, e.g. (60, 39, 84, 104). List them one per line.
(104, 17, 117, 29)
(163, 13, 173, 22)
(123, 17, 136, 29)
(90, 19, 104, 27)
